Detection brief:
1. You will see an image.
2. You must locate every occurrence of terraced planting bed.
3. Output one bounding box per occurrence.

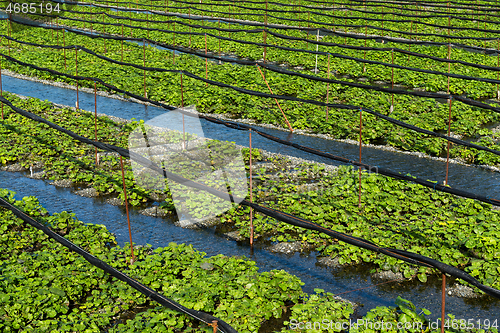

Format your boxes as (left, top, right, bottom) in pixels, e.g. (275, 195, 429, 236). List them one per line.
(1, 0, 500, 331)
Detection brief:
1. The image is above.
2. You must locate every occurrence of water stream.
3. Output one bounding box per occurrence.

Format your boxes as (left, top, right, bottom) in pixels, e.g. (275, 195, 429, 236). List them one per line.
(1, 170, 499, 322)
(1, 74, 500, 322)
(4, 74, 500, 197)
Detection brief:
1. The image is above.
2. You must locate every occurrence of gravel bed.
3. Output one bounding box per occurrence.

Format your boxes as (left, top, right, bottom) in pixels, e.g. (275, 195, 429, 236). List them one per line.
(138, 206, 170, 218)
(74, 187, 99, 198)
(268, 241, 302, 254)
(372, 270, 405, 282)
(224, 230, 244, 242)
(106, 197, 124, 206)
(316, 256, 341, 268)
(49, 179, 74, 187)
(29, 171, 46, 180)
(446, 284, 480, 299)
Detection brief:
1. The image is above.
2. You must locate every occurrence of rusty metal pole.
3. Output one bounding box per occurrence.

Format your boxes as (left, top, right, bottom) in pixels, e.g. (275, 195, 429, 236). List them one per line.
(121, 24, 124, 62)
(332, 0, 335, 31)
(94, 81, 99, 166)
(63, 29, 67, 70)
(75, 48, 79, 110)
(358, 109, 362, 208)
(445, 98, 452, 186)
(445, 43, 452, 186)
(441, 273, 446, 333)
(8, 15, 11, 57)
(497, 39, 500, 100)
(120, 156, 136, 264)
(408, 21, 412, 63)
(218, 19, 221, 59)
(143, 39, 147, 99)
(249, 129, 254, 247)
(212, 320, 218, 333)
(205, 33, 208, 87)
(181, 73, 185, 149)
(0, 54, 3, 120)
(256, 65, 293, 132)
(363, 25, 367, 73)
(102, 13, 107, 53)
(264, 0, 268, 63)
(390, 48, 394, 112)
(326, 54, 330, 121)
(173, 22, 176, 65)
(314, 29, 319, 73)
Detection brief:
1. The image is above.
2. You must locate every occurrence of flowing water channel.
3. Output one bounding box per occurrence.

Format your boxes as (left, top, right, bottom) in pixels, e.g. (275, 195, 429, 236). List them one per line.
(2, 74, 500, 323)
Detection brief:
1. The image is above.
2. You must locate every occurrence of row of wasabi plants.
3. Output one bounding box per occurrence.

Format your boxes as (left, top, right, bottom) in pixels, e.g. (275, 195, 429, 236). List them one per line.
(71, 0, 500, 44)
(0, 189, 495, 332)
(3, 16, 500, 166)
(1, 93, 500, 295)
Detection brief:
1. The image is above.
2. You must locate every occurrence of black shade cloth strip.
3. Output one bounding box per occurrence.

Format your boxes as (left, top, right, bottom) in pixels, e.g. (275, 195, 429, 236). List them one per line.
(140, 0, 500, 12)
(3, 36, 500, 161)
(1, 95, 500, 301)
(65, 0, 500, 23)
(26, 11, 500, 81)
(17, 0, 494, 47)
(73, 0, 500, 12)
(344, 0, 500, 11)
(0, 196, 238, 333)
(73, 0, 500, 24)
(45, 7, 500, 50)
(55, 0, 500, 43)
(44, 2, 500, 50)
(6, 23, 500, 155)
(2, 55, 500, 210)
(19, 12, 500, 74)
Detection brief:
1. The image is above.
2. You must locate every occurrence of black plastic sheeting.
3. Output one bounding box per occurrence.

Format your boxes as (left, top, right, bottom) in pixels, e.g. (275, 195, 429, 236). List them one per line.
(4, 31, 500, 160)
(0, 196, 238, 333)
(1, 94, 500, 301)
(18, 12, 500, 73)
(146, 0, 500, 13)
(5, 18, 500, 88)
(41, 0, 500, 43)
(58, 0, 500, 25)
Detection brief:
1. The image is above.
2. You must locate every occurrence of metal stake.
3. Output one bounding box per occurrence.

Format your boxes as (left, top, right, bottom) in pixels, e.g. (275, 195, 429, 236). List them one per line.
(358, 109, 362, 208)
(94, 81, 99, 166)
(75, 48, 79, 110)
(314, 29, 319, 73)
(143, 39, 147, 98)
(390, 49, 394, 113)
(0, 53, 3, 120)
(326, 54, 330, 121)
(249, 129, 254, 247)
(205, 33, 208, 87)
(441, 273, 446, 333)
(120, 156, 136, 264)
(256, 65, 293, 132)
(63, 29, 67, 69)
